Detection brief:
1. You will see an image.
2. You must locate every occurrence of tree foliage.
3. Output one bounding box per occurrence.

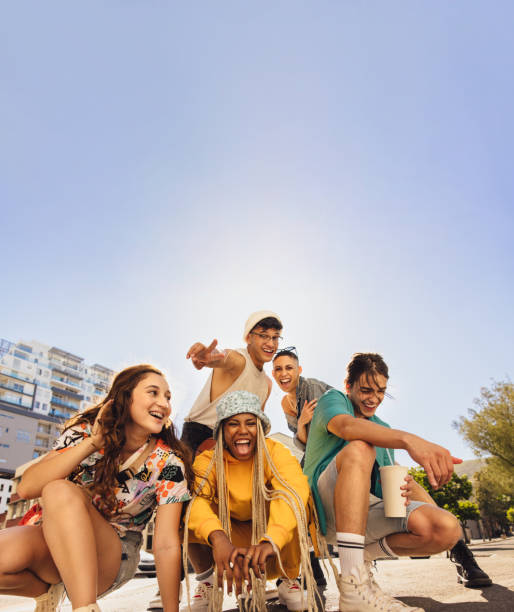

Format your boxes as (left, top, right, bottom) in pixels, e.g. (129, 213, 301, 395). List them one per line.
(507, 507, 514, 524)
(454, 379, 514, 471)
(409, 468, 478, 523)
(474, 464, 513, 531)
(454, 379, 514, 529)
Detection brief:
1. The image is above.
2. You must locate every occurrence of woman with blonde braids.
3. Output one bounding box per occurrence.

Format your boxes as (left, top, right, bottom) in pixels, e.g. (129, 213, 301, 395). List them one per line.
(0, 364, 193, 612)
(182, 390, 317, 612)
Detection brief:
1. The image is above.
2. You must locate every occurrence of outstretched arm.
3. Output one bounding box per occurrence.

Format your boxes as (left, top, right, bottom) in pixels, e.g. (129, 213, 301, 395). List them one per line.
(186, 339, 244, 373)
(327, 414, 461, 489)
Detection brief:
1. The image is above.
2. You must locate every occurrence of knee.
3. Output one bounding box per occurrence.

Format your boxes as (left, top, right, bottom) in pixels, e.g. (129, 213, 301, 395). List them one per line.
(412, 507, 461, 551)
(434, 512, 462, 550)
(41, 479, 86, 508)
(337, 440, 376, 470)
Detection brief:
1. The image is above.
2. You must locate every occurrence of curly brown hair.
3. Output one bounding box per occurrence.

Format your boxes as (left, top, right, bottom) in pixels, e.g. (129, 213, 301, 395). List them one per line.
(63, 364, 194, 518)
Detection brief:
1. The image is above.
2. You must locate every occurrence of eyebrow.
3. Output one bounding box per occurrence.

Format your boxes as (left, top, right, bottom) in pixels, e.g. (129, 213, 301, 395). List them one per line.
(361, 385, 387, 392)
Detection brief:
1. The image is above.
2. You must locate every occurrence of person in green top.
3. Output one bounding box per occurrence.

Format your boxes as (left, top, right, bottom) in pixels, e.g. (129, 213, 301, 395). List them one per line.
(304, 353, 467, 612)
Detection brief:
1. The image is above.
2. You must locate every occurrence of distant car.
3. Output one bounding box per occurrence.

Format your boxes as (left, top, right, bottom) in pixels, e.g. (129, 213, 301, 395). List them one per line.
(137, 550, 156, 577)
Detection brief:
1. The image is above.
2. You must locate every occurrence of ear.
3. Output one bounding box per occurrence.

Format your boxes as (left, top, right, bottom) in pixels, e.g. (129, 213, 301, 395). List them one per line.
(345, 379, 351, 394)
(298, 365, 303, 375)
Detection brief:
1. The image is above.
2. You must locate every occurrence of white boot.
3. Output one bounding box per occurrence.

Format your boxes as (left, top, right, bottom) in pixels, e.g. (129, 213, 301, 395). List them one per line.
(72, 604, 101, 612)
(34, 583, 65, 612)
(339, 564, 424, 611)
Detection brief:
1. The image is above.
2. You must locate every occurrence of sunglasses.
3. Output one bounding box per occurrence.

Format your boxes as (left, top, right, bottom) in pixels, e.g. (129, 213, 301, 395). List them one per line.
(274, 346, 298, 358)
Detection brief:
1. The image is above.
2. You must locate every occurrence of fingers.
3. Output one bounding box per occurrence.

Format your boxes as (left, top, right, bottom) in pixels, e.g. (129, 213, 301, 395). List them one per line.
(205, 338, 218, 354)
(253, 547, 269, 578)
(424, 462, 438, 489)
(243, 546, 255, 582)
(452, 456, 463, 464)
(186, 343, 204, 359)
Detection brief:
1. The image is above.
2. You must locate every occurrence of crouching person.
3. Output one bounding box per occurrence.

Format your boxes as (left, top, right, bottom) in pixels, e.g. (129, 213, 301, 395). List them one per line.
(303, 353, 463, 612)
(183, 390, 317, 611)
(0, 365, 193, 612)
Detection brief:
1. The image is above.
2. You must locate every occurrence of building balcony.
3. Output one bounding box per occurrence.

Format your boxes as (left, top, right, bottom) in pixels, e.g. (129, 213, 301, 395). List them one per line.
(51, 396, 80, 411)
(50, 386, 84, 401)
(0, 368, 34, 385)
(48, 408, 74, 420)
(0, 382, 33, 397)
(0, 392, 32, 410)
(49, 359, 84, 379)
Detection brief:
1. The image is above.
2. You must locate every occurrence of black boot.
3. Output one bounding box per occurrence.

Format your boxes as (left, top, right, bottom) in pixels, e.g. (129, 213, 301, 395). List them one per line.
(310, 550, 327, 588)
(450, 540, 492, 588)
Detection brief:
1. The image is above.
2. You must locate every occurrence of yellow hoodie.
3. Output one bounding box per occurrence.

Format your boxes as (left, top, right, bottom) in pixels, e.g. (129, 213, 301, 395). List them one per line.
(188, 438, 310, 551)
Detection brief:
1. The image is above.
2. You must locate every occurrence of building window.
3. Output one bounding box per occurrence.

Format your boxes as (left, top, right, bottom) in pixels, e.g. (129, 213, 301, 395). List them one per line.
(16, 430, 31, 443)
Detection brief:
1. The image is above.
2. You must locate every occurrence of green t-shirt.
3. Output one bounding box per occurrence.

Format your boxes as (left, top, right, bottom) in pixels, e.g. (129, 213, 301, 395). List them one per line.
(303, 389, 395, 534)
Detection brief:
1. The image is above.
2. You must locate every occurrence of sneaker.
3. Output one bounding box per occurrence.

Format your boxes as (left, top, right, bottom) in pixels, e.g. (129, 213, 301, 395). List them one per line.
(364, 561, 380, 592)
(339, 564, 424, 611)
(277, 579, 308, 611)
(34, 582, 65, 612)
(147, 592, 162, 611)
(147, 584, 182, 610)
(180, 581, 213, 611)
(450, 540, 492, 588)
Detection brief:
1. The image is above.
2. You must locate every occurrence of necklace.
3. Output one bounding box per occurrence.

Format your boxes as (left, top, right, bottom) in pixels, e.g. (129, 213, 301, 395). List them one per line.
(284, 393, 298, 417)
(119, 438, 151, 472)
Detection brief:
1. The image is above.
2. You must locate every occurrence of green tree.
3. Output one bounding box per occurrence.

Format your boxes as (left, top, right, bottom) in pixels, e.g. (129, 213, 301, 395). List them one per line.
(474, 466, 512, 534)
(456, 500, 481, 527)
(410, 468, 473, 514)
(454, 379, 514, 534)
(454, 379, 514, 473)
(507, 507, 514, 524)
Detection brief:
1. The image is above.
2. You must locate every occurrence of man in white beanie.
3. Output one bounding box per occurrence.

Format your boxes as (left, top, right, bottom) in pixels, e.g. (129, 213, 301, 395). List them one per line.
(181, 310, 283, 456)
(147, 314, 284, 611)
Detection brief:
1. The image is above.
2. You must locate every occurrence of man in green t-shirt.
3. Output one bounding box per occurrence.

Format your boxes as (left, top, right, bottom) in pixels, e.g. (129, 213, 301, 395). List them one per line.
(304, 353, 488, 612)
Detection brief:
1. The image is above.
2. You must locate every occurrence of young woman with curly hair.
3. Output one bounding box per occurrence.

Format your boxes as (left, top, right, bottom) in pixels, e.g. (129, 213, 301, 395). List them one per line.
(0, 364, 194, 612)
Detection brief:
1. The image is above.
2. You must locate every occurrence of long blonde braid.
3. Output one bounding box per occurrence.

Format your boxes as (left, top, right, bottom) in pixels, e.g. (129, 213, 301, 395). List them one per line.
(183, 422, 321, 612)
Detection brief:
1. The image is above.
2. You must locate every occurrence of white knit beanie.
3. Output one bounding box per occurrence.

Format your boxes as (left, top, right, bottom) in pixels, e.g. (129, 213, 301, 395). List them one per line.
(242, 310, 282, 343)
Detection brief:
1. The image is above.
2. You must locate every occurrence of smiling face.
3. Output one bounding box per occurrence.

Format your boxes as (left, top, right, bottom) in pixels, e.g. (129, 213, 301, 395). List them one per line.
(246, 325, 281, 367)
(128, 372, 171, 435)
(346, 372, 388, 419)
(272, 355, 302, 393)
(222, 412, 258, 461)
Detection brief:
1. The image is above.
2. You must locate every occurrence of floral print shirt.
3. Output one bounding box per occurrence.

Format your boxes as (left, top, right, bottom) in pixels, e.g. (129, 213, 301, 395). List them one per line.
(53, 423, 191, 535)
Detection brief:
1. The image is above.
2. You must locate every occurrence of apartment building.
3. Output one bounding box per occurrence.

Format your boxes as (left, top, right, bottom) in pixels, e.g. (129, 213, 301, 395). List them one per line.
(0, 337, 114, 475)
(0, 477, 12, 514)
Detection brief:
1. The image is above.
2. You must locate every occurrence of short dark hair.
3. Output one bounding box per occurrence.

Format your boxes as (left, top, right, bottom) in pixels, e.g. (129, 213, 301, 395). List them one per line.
(346, 353, 389, 387)
(273, 348, 299, 363)
(251, 316, 282, 333)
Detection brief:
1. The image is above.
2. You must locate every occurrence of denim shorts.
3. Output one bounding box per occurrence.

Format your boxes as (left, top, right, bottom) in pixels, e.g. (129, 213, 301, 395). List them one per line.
(317, 456, 427, 545)
(99, 531, 143, 598)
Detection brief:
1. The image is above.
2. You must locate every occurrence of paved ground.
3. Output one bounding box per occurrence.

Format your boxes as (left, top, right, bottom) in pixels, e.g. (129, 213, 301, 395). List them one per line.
(1, 538, 513, 611)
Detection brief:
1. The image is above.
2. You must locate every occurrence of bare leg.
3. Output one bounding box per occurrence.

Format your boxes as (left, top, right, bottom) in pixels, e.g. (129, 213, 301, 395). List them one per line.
(0, 525, 60, 597)
(188, 543, 213, 573)
(41, 479, 122, 608)
(334, 440, 376, 534)
(386, 504, 461, 556)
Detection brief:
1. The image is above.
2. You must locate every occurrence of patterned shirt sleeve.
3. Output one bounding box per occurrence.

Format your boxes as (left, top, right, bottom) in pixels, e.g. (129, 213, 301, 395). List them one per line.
(155, 454, 191, 505)
(52, 422, 91, 451)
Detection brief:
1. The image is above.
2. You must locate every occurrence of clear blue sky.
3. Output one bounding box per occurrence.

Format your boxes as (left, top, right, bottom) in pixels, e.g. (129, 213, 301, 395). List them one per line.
(1, 2, 513, 465)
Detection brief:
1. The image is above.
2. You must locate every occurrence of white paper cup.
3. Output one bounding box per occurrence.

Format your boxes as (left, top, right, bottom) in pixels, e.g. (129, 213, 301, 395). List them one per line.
(379, 465, 409, 517)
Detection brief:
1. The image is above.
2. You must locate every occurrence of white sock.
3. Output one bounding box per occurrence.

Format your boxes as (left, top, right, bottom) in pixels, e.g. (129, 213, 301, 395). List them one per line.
(364, 536, 398, 562)
(196, 566, 214, 582)
(337, 532, 365, 577)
